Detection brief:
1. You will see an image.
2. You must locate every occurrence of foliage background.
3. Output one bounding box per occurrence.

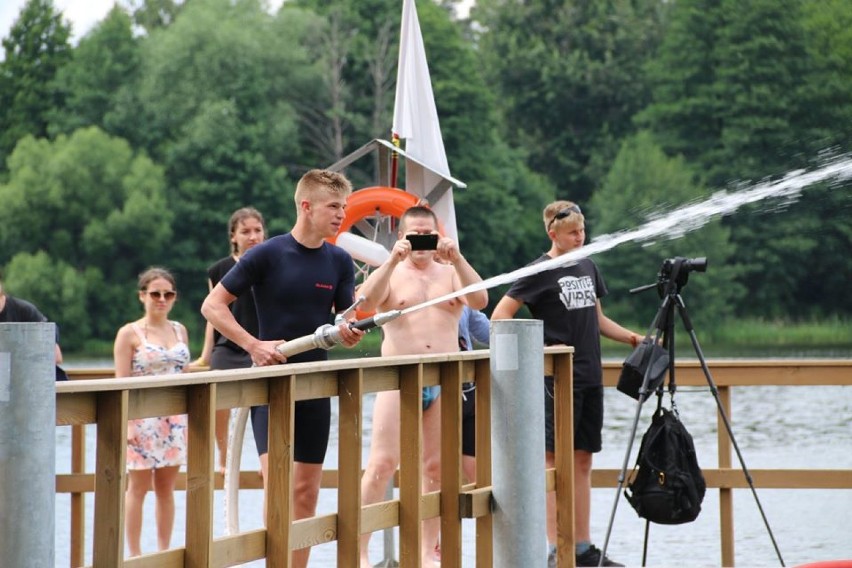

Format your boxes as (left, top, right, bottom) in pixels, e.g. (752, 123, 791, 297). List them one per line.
(1, 0, 849, 353)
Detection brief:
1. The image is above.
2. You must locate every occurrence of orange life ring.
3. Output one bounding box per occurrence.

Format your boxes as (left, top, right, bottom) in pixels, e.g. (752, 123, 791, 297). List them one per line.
(332, 186, 421, 241)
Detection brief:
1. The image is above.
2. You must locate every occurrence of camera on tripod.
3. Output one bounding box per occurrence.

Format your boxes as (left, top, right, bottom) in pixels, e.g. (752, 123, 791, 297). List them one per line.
(656, 256, 707, 297)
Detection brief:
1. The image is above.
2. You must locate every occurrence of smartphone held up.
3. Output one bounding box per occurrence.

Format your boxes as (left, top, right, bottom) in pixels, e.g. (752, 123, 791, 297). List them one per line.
(406, 233, 439, 251)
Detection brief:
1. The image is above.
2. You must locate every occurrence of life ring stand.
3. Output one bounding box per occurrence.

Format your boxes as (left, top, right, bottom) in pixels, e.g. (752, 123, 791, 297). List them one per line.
(329, 186, 444, 319)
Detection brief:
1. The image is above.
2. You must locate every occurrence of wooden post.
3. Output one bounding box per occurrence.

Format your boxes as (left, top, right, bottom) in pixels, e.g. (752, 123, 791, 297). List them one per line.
(554, 351, 576, 568)
(93, 390, 128, 568)
(440, 361, 464, 568)
(718, 385, 734, 567)
(185, 383, 216, 567)
(70, 424, 86, 568)
(337, 369, 364, 566)
(267, 375, 295, 568)
(474, 358, 494, 567)
(398, 364, 424, 565)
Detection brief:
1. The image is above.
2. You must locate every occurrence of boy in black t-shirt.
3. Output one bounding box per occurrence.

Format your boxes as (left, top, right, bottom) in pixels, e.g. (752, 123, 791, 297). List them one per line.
(492, 200, 641, 567)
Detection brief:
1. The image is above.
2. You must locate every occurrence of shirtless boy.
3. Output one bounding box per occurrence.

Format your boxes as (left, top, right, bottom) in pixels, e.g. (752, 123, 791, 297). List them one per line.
(356, 206, 488, 567)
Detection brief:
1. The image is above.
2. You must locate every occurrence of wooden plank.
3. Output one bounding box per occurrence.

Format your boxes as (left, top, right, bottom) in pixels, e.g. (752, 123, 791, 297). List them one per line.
(474, 358, 493, 568)
(92, 390, 127, 568)
(398, 364, 423, 566)
(440, 360, 464, 568)
(361, 366, 401, 394)
(215, 378, 270, 410)
(336, 368, 364, 566)
(459, 487, 493, 519)
(602, 359, 852, 387)
(122, 548, 184, 567)
(290, 512, 339, 550)
(421, 490, 441, 520)
(210, 530, 267, 568)
(361, 499, 400, 534)
(70, 424, 86, 568)
(57, 393, 97, 425)
(185, 383, 215, 567)
(293, 371, 339, 400)
(717, 386, 735, 568)
(128, 386, 187, 420)
(553, 351, 576, 568)
(62, 356, 850, 393)
(591, 469, 852, 489)
(266, 374, 295, 568)
(56, 470, 266, 493)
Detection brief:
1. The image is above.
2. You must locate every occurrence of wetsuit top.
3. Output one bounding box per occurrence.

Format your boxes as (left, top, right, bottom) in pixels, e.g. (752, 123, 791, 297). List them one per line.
(503, 256, 608, 387)
(220, 233, 355, 364)
(207, 256, 259, 354)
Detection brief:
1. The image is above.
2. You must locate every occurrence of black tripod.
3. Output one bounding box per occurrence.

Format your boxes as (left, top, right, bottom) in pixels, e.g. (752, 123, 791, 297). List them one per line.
(599, 257, 785, 567)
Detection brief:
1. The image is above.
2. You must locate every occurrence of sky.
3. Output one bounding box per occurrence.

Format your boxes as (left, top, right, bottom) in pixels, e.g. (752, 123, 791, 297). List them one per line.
(0, 0, 474, 48)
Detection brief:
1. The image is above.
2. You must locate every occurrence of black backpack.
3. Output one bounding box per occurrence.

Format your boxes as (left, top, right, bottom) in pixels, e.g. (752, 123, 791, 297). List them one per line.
(625, 406, 706, 524)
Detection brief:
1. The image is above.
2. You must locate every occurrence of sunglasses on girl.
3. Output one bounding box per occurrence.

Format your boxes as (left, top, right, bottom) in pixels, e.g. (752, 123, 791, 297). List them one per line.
(147, 290, 176, 301)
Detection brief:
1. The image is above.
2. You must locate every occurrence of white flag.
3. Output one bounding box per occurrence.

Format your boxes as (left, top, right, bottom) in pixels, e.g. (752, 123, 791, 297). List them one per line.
(392, 0, 458, 239)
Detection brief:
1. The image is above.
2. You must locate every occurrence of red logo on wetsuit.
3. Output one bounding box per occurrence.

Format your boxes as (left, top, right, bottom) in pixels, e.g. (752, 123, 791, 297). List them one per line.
(315, 283, 333, 290)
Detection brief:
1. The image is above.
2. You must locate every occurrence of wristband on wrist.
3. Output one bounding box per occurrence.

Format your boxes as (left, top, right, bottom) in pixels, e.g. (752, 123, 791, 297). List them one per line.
(629, 334, 639, 348)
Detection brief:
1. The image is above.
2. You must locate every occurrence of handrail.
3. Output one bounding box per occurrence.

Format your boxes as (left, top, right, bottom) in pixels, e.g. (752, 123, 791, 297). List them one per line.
(56, 356, 852, 567)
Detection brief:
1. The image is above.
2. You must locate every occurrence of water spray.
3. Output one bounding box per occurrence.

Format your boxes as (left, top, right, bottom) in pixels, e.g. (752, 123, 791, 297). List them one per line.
(274, 155, 852, 360)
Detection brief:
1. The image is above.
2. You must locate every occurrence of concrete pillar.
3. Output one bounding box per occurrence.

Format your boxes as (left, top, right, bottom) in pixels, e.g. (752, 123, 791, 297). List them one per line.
(490, 319, 546, 568)
(0, 322, 56, 567)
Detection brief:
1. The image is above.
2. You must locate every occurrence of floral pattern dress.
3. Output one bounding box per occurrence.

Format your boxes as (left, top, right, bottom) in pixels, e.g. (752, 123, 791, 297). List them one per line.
(126, 322, 191, 470)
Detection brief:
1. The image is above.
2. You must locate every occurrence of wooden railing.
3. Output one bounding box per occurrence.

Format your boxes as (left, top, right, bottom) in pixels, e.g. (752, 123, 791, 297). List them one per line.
(56, 355, 852, 567)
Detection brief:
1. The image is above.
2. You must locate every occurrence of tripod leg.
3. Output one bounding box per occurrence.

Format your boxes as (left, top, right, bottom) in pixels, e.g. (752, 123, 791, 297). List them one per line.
(674, 295, 786, 566)
(600, 296, 674, 563)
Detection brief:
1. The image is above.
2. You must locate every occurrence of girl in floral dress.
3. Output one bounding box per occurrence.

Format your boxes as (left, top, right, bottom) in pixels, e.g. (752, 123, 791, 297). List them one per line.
(113, 267, 190, 557)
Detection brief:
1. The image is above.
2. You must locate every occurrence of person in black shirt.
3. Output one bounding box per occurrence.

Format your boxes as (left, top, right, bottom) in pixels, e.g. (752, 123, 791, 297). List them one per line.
(0, 269, 67, 379)
(492, 200, 640, 567)
(192, 207, 266, 472)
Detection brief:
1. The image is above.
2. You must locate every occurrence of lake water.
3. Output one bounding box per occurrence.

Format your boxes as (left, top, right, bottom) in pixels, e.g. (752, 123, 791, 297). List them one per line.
(55, 362, 852, 567)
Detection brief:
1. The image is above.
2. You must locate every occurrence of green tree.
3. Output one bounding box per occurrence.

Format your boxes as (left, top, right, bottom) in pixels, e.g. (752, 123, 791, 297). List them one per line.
(415, 2, 555, 277)
(710, 0, 842, 319)
(3, 251, 89, 350)
(637, 0, 852, 320)
(713, 0, 810, 182)
(291, 0, 556, 280)
(798, 0, 852, 151)
(119, 0, 327, 314)
(590, 131, 741, 327)
(0, 127, 172, 339)
(290, 0, 403, 176)
(472, 0, 666, 202)
(47, 5, 141, 141)
(0, 0, 72, 167)
(634, 0, 724, 168)
(125, 0, 187, 34)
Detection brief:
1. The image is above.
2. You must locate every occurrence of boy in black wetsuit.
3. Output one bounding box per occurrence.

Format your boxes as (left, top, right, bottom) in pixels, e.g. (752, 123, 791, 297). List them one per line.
(201, 169, 364, 568)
